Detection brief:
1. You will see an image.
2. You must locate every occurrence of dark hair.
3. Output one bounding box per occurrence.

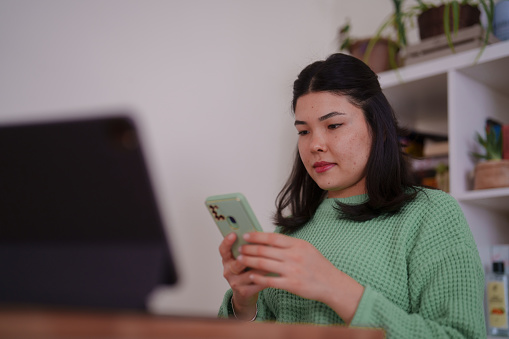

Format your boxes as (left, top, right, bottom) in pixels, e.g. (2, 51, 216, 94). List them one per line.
(273, 53, 419, 234)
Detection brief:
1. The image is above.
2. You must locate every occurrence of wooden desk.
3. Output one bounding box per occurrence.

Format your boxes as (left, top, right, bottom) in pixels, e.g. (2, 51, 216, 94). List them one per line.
(0, 307, 385, 339)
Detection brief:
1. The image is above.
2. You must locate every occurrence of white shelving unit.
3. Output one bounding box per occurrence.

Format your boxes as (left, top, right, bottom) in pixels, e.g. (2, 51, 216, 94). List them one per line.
(378, 40, 509, 266)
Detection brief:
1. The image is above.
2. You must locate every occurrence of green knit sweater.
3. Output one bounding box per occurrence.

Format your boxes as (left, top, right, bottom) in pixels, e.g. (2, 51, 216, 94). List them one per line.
(218, 188, 486, 338)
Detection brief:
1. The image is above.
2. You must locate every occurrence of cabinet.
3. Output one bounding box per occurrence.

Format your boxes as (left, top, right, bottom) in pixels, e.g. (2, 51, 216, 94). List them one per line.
(378, 40, 509, 266)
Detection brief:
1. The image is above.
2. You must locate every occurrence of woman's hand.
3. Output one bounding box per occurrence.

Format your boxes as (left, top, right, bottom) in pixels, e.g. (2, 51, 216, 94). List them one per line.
(237, 232, 365, 324)
(218, 232, 266, 320)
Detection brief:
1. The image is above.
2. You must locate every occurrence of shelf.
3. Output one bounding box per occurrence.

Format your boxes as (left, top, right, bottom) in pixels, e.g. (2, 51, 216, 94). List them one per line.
(378, 39, 509, 89)
(455, 187, 509, 213)
(380, 41, 509, 132)
(378, 39, 509, 214)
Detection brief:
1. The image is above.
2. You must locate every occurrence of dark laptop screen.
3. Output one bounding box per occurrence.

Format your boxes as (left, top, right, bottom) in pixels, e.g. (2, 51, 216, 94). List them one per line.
(0, 114, 178, 310)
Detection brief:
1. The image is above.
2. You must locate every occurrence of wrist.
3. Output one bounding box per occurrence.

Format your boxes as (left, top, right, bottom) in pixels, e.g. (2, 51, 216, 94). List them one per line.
(231, 296, 258, 321)
(323, 270, 364, 324)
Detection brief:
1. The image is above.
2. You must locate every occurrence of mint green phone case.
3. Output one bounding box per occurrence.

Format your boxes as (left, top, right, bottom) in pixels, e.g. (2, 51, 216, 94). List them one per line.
(205, 192, 263, 258)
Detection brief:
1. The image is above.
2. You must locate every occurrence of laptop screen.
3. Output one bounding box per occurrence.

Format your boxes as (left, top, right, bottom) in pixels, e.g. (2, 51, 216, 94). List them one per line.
(0, 114, 178, 310)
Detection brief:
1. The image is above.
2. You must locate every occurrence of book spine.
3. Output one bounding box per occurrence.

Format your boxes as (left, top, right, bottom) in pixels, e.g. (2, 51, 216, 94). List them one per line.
(504, 125, 509, 160)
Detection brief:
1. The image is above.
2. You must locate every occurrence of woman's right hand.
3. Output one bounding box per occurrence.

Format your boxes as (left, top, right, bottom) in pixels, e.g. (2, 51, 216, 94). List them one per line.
(219, 232, 264, 320)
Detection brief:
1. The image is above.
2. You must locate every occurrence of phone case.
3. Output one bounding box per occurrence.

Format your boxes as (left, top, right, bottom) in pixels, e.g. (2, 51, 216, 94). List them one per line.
(205, 192, 262, 258)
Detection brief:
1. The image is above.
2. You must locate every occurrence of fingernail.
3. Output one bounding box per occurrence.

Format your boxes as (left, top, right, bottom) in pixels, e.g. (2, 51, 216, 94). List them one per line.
(243, 233, 250, 240)
(227, 233, 235, 240)
(237, 255, 243, 261)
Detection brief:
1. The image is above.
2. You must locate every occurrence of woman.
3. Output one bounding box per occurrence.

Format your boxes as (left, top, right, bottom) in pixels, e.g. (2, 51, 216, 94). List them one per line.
(218, 53, 486, 338)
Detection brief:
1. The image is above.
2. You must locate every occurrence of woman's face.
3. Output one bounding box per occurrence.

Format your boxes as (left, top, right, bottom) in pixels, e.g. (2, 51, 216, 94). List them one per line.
(294, 92, 372, 199)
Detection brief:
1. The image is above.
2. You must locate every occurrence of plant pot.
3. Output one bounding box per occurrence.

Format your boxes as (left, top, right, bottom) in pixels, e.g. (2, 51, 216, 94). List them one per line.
(418, 4, 480, 40)
(348, 38, 400, 73)
(473, 159, 509, 190)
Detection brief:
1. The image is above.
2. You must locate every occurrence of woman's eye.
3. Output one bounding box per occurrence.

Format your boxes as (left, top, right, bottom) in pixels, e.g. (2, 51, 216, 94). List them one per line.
(297, 130, 309, 136)
(328, 123, 343, 130)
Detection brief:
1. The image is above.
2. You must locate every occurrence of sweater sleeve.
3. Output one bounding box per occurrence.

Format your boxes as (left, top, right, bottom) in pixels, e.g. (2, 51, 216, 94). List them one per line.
(218, 289, 234, 318)
(351, 245, 486, 338)
(351, 192, 486, 338)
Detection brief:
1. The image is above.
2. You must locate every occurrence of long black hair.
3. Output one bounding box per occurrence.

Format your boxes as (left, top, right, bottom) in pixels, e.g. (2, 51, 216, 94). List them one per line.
(273, 53, 419, 234)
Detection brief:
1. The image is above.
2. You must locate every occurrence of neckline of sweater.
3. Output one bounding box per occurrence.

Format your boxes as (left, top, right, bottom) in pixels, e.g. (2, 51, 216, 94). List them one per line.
(323, 193, 368, 206)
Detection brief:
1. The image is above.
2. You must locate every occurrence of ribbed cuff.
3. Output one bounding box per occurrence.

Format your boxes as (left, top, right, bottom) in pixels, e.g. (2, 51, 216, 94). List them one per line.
(350, 285, 376, 326)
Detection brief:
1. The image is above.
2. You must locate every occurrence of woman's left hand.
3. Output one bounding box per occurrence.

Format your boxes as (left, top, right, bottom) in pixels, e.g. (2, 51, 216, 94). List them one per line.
(237, 232, 364, 323)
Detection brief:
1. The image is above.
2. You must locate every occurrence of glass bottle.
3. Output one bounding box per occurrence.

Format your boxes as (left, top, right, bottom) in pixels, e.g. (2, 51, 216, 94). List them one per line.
(486, 261, 509, 337)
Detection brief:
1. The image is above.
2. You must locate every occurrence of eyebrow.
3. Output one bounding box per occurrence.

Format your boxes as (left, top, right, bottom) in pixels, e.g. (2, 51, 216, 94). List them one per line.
(294, 111, 345, 126)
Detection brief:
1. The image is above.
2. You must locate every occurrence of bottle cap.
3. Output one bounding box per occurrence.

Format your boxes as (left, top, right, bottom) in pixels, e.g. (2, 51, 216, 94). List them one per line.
(493, 261, 505, 274)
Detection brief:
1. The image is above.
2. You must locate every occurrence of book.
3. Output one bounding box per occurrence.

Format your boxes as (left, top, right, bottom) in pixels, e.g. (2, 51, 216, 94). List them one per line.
(423, 139, 449, 157)
(504, 124, 509, 160)
(401, 130, 448, 158)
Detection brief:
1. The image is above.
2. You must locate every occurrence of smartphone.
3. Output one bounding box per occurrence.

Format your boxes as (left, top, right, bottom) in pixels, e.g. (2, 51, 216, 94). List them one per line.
(205, 193, 263, 258)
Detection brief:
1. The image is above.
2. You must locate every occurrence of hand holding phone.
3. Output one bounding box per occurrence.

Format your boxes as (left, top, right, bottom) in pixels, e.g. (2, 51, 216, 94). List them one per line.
(205, 193, 263, 258)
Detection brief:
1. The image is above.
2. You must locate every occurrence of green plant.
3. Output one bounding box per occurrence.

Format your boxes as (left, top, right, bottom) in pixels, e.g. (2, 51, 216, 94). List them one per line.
(338, 18, 400, 71)
(472, 128, 503, 160)
(338, 18, 352, 52)
(436, 162, 449, 174)
(367, 0, 494, 64)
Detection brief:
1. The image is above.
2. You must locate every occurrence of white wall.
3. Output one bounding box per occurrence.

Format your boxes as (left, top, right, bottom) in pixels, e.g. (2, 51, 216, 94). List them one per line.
(0, 0, 391, 316)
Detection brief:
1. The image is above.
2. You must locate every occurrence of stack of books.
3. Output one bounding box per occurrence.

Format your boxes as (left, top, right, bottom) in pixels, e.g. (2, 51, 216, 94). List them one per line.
(400, 131, 449, 192)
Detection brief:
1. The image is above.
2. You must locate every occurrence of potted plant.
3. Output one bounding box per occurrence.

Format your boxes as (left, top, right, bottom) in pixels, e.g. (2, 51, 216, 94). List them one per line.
(338, 19, 401, 73)
(369, 0, 495, 66)
(417, 0, 494, 59)
(471, 123, 509, 190)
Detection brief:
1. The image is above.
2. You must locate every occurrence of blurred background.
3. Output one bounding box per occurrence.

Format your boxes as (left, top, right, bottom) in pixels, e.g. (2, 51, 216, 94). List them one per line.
(0, 0, 394, 316)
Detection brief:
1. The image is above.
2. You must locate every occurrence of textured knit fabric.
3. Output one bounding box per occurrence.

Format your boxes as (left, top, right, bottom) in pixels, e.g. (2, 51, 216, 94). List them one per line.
(218, 188, 486, 338)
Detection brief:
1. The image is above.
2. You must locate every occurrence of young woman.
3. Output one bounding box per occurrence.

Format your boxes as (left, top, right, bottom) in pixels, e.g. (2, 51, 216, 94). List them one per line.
(218, 53, 486, 338)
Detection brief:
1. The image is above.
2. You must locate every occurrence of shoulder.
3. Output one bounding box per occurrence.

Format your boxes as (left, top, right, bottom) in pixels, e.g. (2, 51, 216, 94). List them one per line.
(413, 187, 458, 205)
(392, 188, 466, 233)
(405, 188, 478, 259)
(406, 187, 464, 219)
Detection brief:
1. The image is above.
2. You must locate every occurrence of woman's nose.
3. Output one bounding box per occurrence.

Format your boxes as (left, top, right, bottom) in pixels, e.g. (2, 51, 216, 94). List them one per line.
(313, 145, 325, 152)
(311, 135, 327, 152)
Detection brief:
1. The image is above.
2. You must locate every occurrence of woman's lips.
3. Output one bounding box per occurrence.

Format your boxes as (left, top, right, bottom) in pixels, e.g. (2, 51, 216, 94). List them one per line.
(313, 161, 336, 173)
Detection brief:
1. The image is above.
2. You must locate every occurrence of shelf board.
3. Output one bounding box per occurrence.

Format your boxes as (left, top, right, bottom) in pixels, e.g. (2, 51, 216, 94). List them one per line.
(455, 187, 509, 212)
(379, 39, 509, 89)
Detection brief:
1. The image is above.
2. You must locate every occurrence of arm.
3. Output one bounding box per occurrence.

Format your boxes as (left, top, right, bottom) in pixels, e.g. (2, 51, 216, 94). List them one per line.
(351, 245, 486, 338)
(352, 193, 486, 338)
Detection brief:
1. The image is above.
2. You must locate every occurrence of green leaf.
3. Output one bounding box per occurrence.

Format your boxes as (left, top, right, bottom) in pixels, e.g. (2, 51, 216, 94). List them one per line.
(452, 0, 460, 35)
(443, 3, 456, 52)
(474, 126, 503, 160)
(340, 38, 351, 51)
(471, 151, 488, 160)
(475, 0, 495, 63)
(415, 0, 429, 10)
(393, 0, 407, 46)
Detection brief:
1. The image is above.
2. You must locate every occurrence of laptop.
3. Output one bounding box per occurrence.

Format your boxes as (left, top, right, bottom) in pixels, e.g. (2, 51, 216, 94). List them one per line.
(0, 114, 178, 310)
